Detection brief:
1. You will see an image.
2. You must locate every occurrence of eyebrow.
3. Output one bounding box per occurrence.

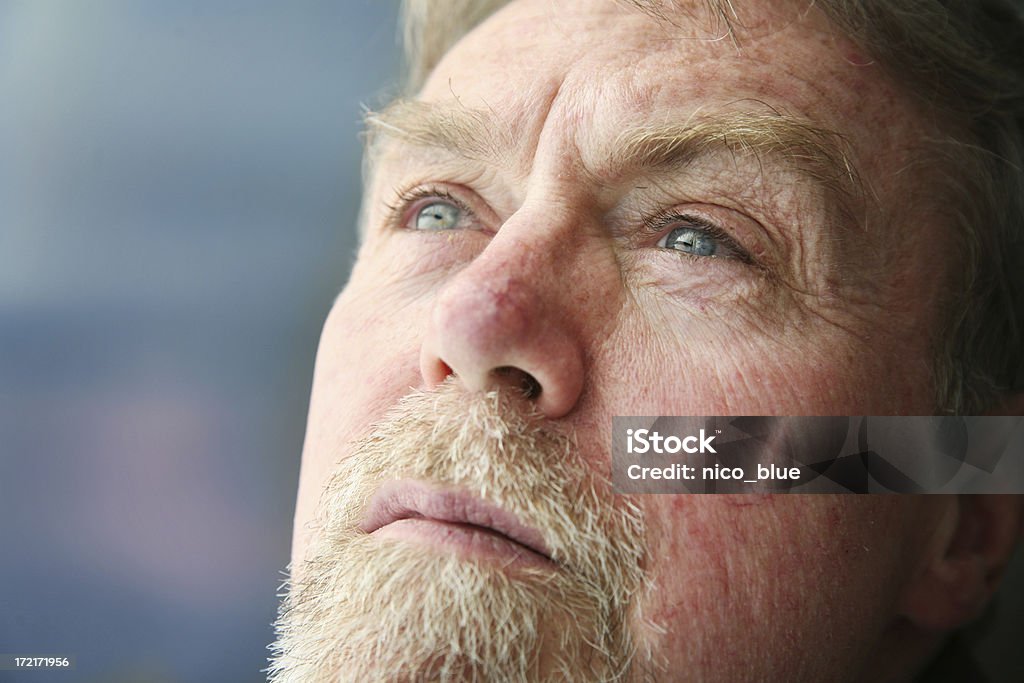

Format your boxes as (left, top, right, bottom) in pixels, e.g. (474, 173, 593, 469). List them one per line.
(364, 98, 514, 165)
(364, 98, 866, 214)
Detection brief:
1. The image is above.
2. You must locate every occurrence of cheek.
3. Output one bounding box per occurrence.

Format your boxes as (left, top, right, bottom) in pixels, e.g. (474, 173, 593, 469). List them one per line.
(291, 283, 427, 562)
(585, 294, 932, 418)
(309, 293, 422, 436)
(635, 496, 914, 678)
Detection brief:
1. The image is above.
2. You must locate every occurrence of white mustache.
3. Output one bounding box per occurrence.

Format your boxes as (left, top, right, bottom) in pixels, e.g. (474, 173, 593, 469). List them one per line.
(315, 381, 641, 580)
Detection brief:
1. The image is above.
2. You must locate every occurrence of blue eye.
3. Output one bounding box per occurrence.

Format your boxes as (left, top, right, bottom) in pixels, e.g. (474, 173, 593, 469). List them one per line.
(415, 201, 462, 230)
(650, 214, 749, 262)
(662, 227, 717, 256)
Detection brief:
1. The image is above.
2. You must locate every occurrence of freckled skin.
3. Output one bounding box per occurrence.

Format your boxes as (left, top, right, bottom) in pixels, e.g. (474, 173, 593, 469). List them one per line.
(293, 1, 977, 681)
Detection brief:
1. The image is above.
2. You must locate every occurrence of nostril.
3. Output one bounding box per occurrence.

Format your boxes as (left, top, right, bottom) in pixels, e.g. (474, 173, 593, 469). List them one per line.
(492, 366, 542, 400)
(439, 361, 454, 379)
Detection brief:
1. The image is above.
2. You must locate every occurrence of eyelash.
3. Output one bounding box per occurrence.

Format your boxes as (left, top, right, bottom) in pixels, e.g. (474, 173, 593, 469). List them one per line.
(641, 210, 753, 264)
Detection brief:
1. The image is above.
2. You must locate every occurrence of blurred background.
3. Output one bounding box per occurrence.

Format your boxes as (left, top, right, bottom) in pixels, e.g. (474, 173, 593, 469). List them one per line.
(1, 2, 1023, 683)
(1, 1, 400, 680)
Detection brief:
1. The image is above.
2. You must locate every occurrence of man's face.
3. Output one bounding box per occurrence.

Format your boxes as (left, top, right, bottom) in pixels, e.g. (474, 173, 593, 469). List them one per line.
(281, 1, 959, 680)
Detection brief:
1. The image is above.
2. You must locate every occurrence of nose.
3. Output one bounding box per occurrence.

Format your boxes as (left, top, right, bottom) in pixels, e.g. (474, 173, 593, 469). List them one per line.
(419, 238, 585, 419)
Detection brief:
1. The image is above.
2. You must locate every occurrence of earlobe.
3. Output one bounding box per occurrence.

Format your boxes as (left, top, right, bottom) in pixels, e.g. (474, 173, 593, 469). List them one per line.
(899, 495, 1024, 632)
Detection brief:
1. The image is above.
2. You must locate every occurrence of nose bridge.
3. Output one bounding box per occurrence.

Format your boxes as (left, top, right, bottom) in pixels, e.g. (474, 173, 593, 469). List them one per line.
(441, 194, 600, 329)
(463, 190, 611, 303)
(420, 203, 611, 419)
(442, 225, 559, 322)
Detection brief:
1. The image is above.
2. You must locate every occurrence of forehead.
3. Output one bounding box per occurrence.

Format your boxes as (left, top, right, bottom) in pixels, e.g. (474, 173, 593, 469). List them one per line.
(418, 0, 915, 179)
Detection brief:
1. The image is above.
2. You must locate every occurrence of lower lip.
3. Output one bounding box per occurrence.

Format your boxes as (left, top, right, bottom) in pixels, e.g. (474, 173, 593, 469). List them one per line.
(371, 518, 555, 570)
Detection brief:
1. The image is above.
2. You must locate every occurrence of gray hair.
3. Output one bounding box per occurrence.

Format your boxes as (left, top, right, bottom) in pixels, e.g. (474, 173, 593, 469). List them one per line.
(398, 0, 1024, 414)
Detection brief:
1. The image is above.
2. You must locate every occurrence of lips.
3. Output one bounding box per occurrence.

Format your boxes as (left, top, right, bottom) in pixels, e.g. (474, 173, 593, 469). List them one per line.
(358, 480, 555, 565)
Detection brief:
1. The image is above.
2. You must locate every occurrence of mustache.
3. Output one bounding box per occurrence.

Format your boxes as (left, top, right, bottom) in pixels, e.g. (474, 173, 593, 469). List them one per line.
(312, 380, 645, 584)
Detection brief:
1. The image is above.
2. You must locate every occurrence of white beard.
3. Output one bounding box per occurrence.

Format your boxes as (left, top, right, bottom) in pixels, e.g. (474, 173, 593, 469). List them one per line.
(268, 382, 647, 682)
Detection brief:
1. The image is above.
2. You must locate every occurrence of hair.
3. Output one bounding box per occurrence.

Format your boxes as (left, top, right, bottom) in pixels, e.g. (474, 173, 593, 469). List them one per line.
(398, 0, 1024, 415)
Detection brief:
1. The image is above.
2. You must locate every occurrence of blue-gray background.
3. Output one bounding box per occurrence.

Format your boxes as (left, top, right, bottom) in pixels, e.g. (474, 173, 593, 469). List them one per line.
(1, 2, 1022, 682)
(1, 2, 400, 681)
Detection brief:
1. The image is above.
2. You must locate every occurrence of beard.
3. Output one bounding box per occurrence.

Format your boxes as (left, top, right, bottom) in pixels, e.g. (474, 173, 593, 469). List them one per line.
(268, 381, 647, 682)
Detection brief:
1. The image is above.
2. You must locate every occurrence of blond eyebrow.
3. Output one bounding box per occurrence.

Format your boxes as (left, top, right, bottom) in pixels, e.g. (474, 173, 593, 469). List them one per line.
(613, 108, 866, 208)
(364, 98, 866, 213)
(364, 98, 510, 163)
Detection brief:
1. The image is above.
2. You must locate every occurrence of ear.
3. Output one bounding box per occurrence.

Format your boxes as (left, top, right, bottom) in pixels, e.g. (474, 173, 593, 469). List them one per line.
(898, 495, 1024, 632)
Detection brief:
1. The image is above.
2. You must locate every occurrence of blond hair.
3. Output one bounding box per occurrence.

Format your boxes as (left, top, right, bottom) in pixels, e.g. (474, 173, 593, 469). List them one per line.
(398, 0, 1024, 414)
